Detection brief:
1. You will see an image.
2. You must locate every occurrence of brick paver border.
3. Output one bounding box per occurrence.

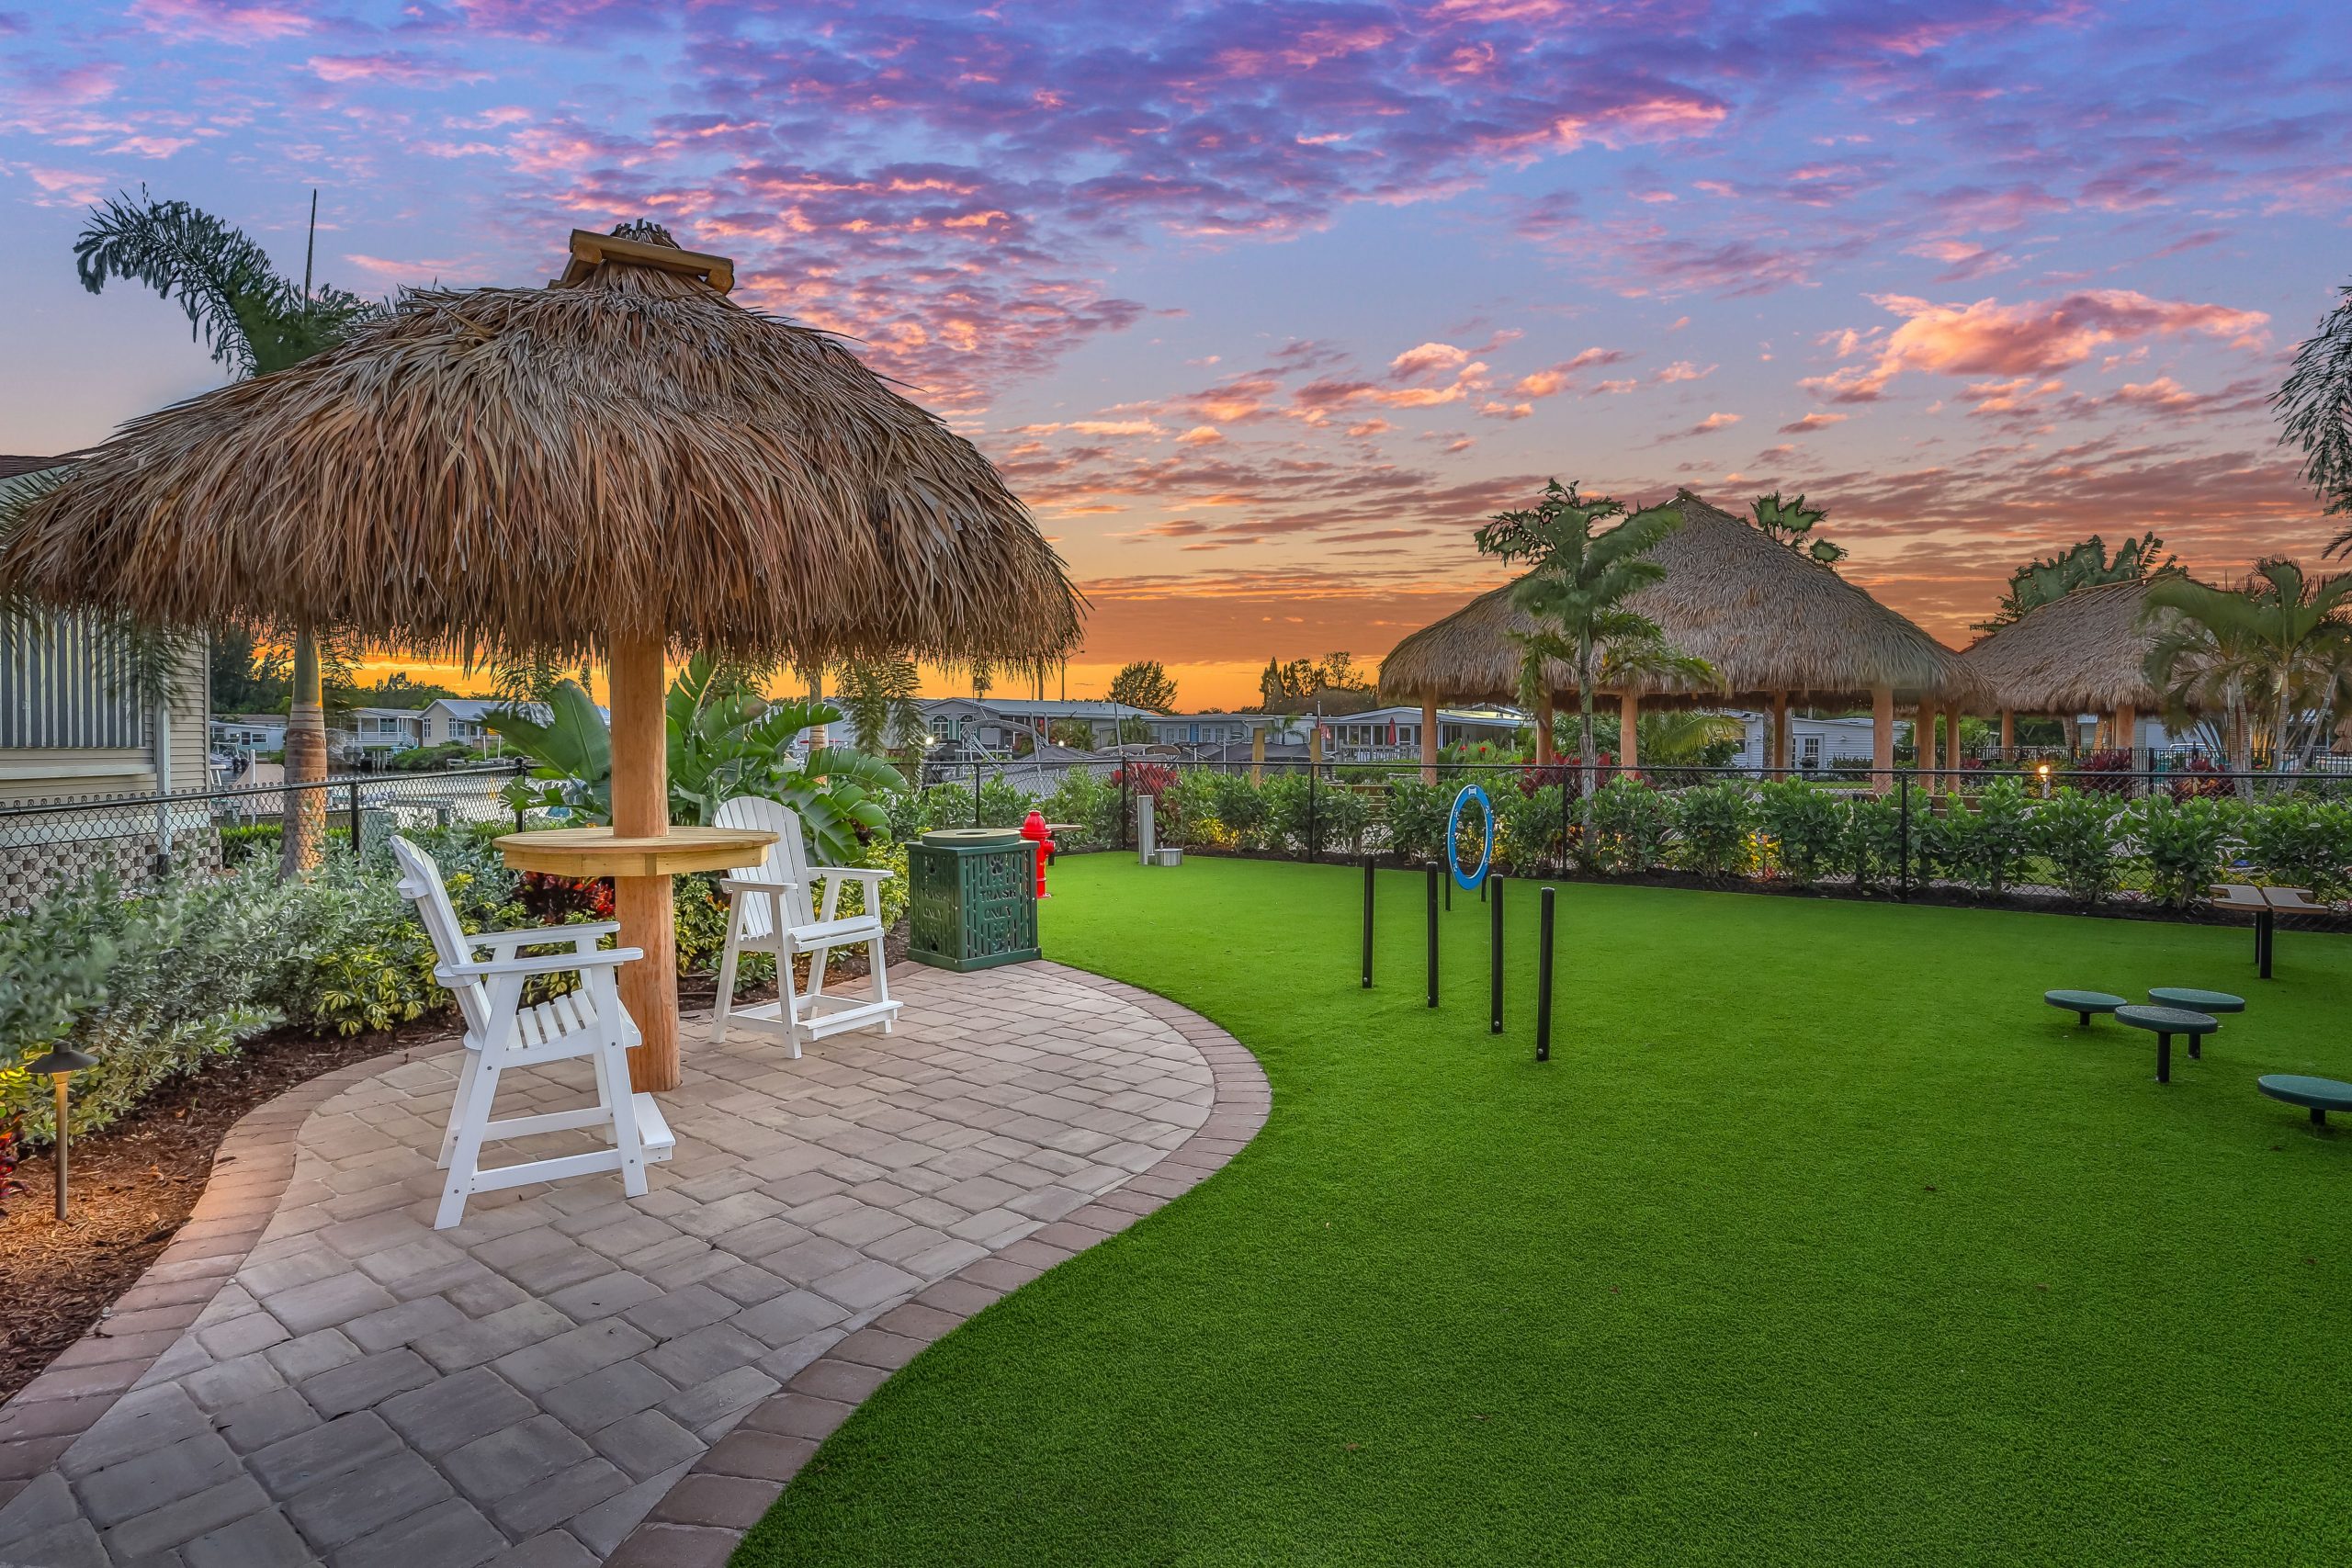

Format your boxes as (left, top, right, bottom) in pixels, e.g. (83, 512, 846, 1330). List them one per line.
(0, 1040, 435, 1511)
(605, 962, 1270, 1568)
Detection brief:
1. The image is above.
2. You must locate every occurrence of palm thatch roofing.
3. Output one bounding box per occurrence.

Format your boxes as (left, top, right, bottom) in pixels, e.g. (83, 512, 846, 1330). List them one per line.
(0, 225, 1081, 670)
(1958, 576, 2175, 715)
(1379, 490, 1977, 709)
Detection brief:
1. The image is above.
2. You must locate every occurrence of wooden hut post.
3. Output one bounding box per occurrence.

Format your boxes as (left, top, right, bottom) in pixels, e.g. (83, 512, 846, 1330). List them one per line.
(1535, 693, 1555, 765)
(1617, 692, 1639, 777)
(1999, 709, 2015, 758)
(1917, 699, 1938, 790)
(1946, 705, 1966, 777)
(1420, 700, 1438, 784)
(2115, 702, 2138, 786)
(1871, 685, 1894, 792)
(608, 622, 680, 1093)
(1770, 690, 1791, 774)
(1250, 723, 1266, 785)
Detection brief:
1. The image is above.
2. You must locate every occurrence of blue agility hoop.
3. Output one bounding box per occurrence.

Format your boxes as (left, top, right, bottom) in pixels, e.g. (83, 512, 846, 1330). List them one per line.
(1447, 784, 1494, 891)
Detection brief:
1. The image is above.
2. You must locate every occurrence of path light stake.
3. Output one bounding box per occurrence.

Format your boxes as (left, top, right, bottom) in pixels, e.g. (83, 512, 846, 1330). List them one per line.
(30, 1047, 97, 1222)
(1362, 858, 1375, 988)
(1489, 873, 1504, 1034)
(1426, 866, 1440, 1009)
(1535, 887, 1555, 1063)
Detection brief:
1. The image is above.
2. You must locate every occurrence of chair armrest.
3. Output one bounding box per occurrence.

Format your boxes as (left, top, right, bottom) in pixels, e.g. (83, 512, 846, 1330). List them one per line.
(469, 921, 620, 953)
(720, 876, 801, 896)
(437, 946, 643, 981)
(809, 866, 892, 884)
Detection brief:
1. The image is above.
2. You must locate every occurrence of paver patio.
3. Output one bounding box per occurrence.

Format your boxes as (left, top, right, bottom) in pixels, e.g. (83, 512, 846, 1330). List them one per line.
(0, 960, 1262, 1567)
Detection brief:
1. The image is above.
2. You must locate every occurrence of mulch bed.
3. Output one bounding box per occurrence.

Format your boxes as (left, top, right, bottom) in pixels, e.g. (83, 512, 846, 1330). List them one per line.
(0, 1021, 447, 1404)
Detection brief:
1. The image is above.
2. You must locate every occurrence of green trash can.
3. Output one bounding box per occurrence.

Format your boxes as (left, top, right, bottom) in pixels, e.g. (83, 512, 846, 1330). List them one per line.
(907, 828, 1039, 972)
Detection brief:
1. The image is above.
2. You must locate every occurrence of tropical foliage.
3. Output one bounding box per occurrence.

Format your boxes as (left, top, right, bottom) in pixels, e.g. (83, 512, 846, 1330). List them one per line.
(2275, 277, 2352, 554)
(1976, 532, 2172, 632)
(2143, 559, 2352, 773)
(831, 656, 926, 762)
(1107, 660, 1181, 714)
(1474, 479, 1713, 792)
(491, 655, 901, 860)
(1748, 491, 1845, 568)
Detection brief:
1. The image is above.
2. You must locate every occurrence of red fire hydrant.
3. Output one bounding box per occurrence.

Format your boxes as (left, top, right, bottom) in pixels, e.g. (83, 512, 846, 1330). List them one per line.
(1020, 809, 1056, 897)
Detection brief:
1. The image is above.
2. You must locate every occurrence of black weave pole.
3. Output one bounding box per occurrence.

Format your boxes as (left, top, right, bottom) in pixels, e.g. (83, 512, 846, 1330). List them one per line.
(1535, 885, 1555, 1063)
(1488, 874, 1504, 1034)
(1426, 866, 1440, 1009)
(1361, 858, 1374, 989)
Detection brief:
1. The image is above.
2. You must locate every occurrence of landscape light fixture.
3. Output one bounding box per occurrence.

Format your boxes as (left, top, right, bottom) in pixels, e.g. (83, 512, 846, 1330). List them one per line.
(28, 1046, 98, 1222)
(2037, 761, 2052, 798)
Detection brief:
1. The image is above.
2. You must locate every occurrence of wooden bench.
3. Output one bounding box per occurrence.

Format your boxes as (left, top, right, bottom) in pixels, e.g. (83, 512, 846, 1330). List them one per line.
(2258, 1075, 2352, 1128)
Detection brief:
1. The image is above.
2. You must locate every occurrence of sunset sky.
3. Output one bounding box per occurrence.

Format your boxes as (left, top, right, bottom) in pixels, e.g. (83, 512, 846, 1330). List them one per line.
(5, 0, 2347, 709)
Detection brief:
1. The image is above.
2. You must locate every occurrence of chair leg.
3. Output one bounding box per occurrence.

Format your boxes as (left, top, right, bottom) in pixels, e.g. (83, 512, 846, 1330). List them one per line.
(868, 938, 894, 1033)
(712, 902, 743, 1041)
(437, 1048, 488, 1171)
(602, 1037, 650, 1198)
(587, 1030, 618, 1146)
(776, 943, 807, 1060)
(435, 1061, 501, 1229)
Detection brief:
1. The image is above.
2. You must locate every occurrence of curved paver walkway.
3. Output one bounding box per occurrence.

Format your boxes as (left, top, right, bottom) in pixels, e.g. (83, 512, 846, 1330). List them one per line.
(0, 961, 1268, 1567)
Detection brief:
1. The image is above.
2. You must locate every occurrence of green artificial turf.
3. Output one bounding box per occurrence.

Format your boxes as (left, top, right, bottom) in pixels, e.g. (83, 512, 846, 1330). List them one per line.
(736, 857, 2352, 1566)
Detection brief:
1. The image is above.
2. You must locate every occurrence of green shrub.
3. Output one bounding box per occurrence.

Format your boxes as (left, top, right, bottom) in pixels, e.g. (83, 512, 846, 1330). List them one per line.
(1316, 780, 1374, 857)
(1955, 778, 2034, 895)
(1042, 769, 1120, 851)
(2128, 795, 2236, 908)
(1380, 779, 1450, 862)
(1758, 780, 1844, 885)
(1673, 782, 1754, 878)
(1496, 784, 1566, 874)
(1261, 773, 1312, 852)
(2036, 788, 2122, 903)
(2240, 799, 2352, 898)
(1585, 779, 1671, 874)
(1842, 792, 1904, 888)
(1207, 773, 1272, 851)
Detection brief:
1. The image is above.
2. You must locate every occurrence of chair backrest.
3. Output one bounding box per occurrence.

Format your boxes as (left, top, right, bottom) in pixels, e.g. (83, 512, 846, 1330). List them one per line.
(389, 835, 492, 1036)
(713, 795, 816, 935)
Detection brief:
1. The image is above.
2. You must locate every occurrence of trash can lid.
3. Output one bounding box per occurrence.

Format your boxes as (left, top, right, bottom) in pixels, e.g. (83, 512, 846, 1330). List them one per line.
(921, 828, 1023, 848)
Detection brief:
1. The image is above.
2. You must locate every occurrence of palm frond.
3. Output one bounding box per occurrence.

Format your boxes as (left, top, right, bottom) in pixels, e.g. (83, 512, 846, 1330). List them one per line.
(74, 190, 286, 378)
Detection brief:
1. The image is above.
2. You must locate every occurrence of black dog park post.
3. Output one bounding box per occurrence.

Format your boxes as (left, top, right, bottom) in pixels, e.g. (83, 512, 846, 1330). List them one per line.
(1488, 874, 1504, 1034)
(1535, 885, 1555, 1063)
(1426, 866, 1440, 1008)
(1361, 859, 1374, 988)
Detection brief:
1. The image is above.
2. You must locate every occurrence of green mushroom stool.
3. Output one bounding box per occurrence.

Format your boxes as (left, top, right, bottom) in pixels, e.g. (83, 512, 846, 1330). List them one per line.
(2114, 1004, 2218, 1084)
(2258, 1075, 2352, 1128)
(2149, 987, 2245, 1018)
(2045, 989, 2129, 1026)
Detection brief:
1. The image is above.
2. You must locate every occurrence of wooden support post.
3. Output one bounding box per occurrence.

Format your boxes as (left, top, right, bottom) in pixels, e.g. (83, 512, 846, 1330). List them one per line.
(1946, 705, 1965, 779)
(2000, 708, 2015, 759)
(1617, 692, 1638, 780)
(1419, 700, 1439, 785)
(1917, 700, 1938, 792)
(1771, 690, 1790, 774)
(1871, 685, 1894, 793)
(1250, 723, 1266, 786)
(609, 623, 679, 1093)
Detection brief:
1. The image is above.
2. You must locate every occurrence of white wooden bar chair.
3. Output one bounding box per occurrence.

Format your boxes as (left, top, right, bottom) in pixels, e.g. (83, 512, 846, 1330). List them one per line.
(389, 836, 674, 1229)
(709, 795, 901, 1055)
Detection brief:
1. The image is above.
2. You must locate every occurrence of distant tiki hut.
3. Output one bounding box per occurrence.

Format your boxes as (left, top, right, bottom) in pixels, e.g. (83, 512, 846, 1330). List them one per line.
(1379, 490, 1978, 777)
(1959, 577, 2181, 757)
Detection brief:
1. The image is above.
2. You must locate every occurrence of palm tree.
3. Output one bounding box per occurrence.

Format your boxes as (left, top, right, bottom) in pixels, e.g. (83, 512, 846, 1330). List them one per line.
(832, 655, 924, 765)
(1975, 533, 2172, 632)
(2143, 559, 2352, 779)
(1634, 710, 1747, 767)
(1476, 479, 1712, 798)
(2276, 279, 2352, 556)
(1749, 491, 1847, 569)
(74, 190, 380, 875)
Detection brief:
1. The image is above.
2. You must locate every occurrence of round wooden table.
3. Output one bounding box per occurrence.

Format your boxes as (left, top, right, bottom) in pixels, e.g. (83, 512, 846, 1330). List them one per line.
(494, 826, 777, 1091)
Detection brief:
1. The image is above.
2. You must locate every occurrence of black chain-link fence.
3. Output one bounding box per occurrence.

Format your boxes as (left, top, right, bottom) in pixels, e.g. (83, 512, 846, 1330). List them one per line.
(0, 761, 528, 910)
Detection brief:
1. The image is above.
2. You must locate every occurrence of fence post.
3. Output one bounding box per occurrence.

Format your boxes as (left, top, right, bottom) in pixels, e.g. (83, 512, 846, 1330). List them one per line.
(1362, 857, 1374, 988)
(972, 758, 982, 828)
(1535, 886, 1555, 1063)
(1307, 762, 1319, 863)
(1119, 756, 1131, 852)
(1897, 772, 1911, 902)
(1425, 866, 1439, 1009)
(514, 757, 529, 832)
(346, 778, 363, 857)
(1488, 872, 1504, 1034)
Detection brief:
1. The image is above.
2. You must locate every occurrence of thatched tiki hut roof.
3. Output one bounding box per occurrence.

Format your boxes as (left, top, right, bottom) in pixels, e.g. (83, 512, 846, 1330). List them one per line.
(0, 223, 1082, 670)
(1958, 577, 2174, 716)
(1380, 491, 1975, 711)
(2, 221, 1082, 1093)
